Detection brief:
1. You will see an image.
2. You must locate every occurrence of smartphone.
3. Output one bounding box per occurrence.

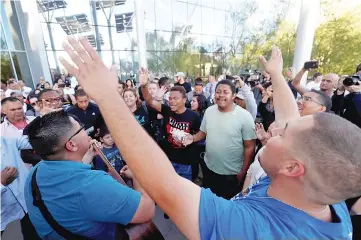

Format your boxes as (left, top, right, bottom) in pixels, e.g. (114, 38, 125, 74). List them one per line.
(304, 61, 319, 70)
(58, 83, 65, 88)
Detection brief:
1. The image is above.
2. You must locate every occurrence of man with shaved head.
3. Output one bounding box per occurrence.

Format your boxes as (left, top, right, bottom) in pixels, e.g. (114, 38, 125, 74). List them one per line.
(59, 37, 360, 239)
(292, 67, 339, 98)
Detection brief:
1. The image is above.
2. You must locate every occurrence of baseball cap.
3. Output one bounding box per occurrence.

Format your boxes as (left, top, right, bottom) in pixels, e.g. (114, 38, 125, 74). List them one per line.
(174, 72, 185, 77)
(235, 91, 245, 100)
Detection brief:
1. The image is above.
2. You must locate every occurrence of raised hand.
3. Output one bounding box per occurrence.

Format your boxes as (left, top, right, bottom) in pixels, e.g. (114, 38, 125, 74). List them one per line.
(155, 86, 167, 100)
(259, 46, 283, 77)
(39, 99, 62, 116)
(139, 67, 149, 86)
(60, 37, 118, 101)
(255, 123, 269, 141)
(82, 139, 100, 164)
(1, 167, 18, 186)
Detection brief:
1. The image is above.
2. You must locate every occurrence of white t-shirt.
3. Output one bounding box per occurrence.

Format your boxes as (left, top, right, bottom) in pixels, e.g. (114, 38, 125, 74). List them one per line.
(246, 147, 267, 186)
(306, 81, 321, 91)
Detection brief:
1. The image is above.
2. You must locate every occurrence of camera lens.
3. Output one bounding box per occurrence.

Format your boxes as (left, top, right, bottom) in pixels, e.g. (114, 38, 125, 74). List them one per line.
(343, 77, 355, 87)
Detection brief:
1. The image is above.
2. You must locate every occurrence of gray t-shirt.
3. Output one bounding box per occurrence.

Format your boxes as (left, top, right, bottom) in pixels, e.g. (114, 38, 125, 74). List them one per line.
(200, 105, 256, 175)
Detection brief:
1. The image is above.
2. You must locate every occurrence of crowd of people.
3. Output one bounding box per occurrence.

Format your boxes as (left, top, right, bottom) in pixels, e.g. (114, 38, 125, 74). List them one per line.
(1, 36, 360, 240)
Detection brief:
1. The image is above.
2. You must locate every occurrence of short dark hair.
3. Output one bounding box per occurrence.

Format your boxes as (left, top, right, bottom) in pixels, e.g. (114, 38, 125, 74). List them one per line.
(216, 80, 236, 94)
(26, 110, 73, 159)
(310, 89, 332, 112)
(170, 86, 186, 98)
(27, 92, 39, 100)
(99, 125, 110, 138)
(158, 77, 170, 87)
(313, 72, 322, 79)
(75, 89, 88, 99)
(1, 79, 7, 85)
(38, 89, 57, 100)
(1, 97, 21, 106)
(118, 81, 125, 88)
(194, 78, 203, 86)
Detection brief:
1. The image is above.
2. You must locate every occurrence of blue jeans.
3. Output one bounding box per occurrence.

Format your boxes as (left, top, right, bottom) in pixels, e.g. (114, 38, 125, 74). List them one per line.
(171, 162, 192, 181)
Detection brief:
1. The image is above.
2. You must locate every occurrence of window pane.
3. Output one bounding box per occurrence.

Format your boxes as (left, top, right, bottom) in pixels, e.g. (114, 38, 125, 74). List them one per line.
(2, 1, 25, 50)
(1, 51, 15, 80)
(0, 23, 7, 50)
(12, 52, 33, 87)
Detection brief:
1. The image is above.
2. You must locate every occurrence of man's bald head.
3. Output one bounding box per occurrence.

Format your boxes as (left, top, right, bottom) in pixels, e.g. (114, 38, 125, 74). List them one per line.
(320, 73, 339, 92)
(291, 113, 361, 204)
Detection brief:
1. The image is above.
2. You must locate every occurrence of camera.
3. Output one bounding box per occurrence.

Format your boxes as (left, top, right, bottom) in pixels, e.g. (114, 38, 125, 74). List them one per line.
(244, 70, 262, 87)
(343, 75, 360, 87)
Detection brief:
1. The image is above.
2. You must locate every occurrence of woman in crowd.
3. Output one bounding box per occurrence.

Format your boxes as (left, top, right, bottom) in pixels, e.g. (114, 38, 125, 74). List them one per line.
(190, 94, 209, 183)
(191, 94, 209, 121)
(125, 79, 134, 89)
(257, 82, 274, 131)
(43, 82, 51, 90)
(123, 88, 153, 136)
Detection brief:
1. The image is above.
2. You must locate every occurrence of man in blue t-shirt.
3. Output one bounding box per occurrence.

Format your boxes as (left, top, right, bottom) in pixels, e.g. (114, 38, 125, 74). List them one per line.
(24, 110, 155, 239)
(60, 38, 361, 240)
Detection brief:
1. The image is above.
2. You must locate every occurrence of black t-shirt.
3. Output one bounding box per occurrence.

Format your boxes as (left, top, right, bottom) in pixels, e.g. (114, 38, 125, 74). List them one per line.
(159, 104, 200, 165)
(133, 105, 153, 135)
(175, 82, 192, 93)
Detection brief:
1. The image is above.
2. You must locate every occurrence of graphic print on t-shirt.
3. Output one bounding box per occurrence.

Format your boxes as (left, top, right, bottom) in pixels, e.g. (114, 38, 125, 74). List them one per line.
(166, 117, 190, 148)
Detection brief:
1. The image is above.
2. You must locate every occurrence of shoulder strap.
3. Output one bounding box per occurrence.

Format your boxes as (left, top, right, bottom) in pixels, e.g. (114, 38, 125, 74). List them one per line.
(31, 167, 90, 240)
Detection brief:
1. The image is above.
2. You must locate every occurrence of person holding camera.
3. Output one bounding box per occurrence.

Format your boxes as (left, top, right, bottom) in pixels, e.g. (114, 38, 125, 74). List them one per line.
(292, 61, 339, 98)
(333, 74, 361, 128)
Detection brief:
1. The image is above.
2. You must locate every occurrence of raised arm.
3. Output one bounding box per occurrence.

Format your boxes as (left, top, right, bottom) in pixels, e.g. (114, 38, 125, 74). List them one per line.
(139, 68, 162, 112)
(60, 37, 201, 240)
(259, 47, 300, 128)
(291, 68, 308, 95)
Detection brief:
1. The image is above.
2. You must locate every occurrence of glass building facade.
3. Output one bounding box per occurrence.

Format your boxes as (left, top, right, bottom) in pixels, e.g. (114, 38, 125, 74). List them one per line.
(1, 0, 33, 87)
(1, 0, 296, 85)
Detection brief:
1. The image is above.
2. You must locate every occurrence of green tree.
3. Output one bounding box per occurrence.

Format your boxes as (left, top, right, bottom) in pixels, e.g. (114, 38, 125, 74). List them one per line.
(311, 11, 361, 74)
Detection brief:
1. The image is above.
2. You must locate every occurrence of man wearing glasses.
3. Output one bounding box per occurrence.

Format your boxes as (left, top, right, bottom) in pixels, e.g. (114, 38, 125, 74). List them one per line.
(36, 89, 63, 113)
(297, 89, 332, 116)
(23, 111, 155, 239)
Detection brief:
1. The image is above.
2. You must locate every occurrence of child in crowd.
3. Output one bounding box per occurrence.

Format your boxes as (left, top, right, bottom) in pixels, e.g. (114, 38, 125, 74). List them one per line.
(93, 126, 124, 172)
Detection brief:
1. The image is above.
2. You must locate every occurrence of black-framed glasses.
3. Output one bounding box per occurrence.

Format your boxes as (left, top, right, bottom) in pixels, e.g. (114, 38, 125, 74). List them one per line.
(64, 123, 85, 147)
(301, 96, 323, 106)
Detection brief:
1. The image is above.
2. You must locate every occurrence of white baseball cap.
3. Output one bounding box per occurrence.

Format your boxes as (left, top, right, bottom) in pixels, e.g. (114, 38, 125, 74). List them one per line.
(174, 72, 185, 77)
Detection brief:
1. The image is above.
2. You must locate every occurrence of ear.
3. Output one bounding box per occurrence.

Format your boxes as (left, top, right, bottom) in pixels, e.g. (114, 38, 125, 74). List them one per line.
(65, 141, 78, 153)
(231, 93, 236, 100)
(320, 105, 327, 112)
(280, 160, 305, 178)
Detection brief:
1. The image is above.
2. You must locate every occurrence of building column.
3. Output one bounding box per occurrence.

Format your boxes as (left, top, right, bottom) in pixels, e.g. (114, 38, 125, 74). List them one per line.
(134, 0, 147, 68)
(292, 0, 320, 86)
(15, 0, 52, 87)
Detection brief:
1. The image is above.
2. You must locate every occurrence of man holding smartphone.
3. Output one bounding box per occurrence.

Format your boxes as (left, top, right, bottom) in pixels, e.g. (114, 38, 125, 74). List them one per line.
(292, 61, 339, 98)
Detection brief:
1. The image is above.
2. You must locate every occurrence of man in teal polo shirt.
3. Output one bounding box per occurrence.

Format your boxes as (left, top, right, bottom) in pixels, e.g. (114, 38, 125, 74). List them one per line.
(24, 111, 155, 239)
